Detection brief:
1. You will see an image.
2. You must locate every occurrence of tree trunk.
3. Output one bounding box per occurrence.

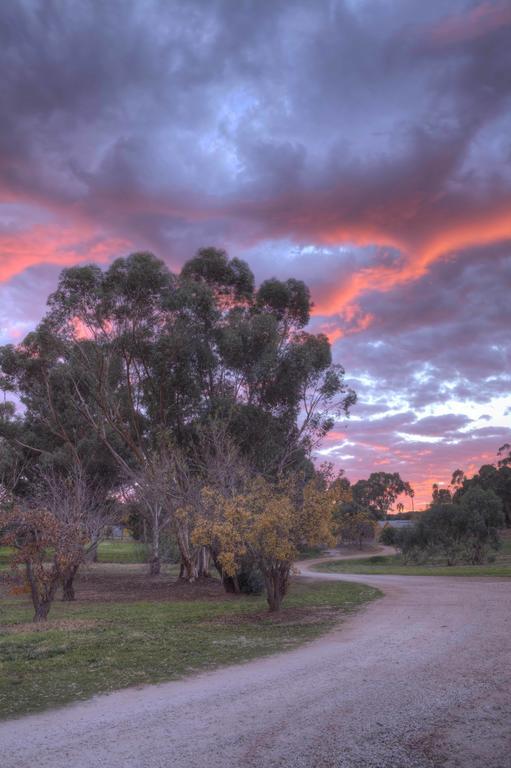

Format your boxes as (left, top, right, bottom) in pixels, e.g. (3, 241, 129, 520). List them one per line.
(176, 524, 197, 582)
(86, 534, 99, 563)
(26, 561, 58, 622)
(222, 574, 240, 593)
(196, 546, 211, 579)
(471, 540, 485, 565)
(62, 565, 79, 601)
(210, 551, 239, 593)
(34, 601, 53, 622)
(264, 566, 289, 612)
(265, 573, 282, 612)
(149, 521, 161, 576)
(178, 552, 197, 581)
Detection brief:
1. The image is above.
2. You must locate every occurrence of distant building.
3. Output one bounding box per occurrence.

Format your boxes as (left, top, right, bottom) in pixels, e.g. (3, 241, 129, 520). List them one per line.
(109, 524, 130, 539)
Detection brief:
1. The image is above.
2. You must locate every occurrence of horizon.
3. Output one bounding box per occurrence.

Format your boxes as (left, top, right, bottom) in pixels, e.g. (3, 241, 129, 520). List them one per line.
(1, 0, 510, 508)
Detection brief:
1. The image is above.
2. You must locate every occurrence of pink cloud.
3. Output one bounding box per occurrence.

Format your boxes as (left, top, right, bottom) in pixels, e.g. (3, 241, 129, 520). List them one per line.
(0, 224, 130, 282)
(427, 2, 511, 46)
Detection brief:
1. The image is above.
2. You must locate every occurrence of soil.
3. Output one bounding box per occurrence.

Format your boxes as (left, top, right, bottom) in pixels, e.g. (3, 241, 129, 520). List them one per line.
(0, 563, 232, 604)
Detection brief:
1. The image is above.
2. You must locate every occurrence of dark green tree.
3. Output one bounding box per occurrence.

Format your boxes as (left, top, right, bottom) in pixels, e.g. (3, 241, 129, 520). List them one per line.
(1, 248, 356, 585)
(352, 472, 413, 521)
(452, 447, 511, 528)
(397, 488, 504, 565)
(432, 483, 452, 504)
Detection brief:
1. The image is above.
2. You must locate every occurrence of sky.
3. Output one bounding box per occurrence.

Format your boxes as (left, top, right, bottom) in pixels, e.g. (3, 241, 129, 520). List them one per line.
(0, 0, 510, 507)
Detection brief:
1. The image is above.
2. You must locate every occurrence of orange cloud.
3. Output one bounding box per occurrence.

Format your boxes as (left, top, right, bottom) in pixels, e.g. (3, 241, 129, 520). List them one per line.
(324, 430, 348, 442)
(0, 224, 130, 282)
(319, 309, 374, 343)
(312, 204, 511, 319)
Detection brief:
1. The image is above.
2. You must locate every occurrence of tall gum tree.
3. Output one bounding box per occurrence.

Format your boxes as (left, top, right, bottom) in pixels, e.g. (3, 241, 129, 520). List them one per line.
(1, 248, 357, 583)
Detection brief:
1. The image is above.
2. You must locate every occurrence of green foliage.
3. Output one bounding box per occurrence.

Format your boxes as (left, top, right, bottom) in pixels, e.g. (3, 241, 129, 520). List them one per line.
(352, 472, 413, 520)
(452, 453, 511, 528)
(431, 483, 452, 504)
(236, 563, 265, 595)
(379, 525, 398, 546)
(1, 248, 354, 482)
(395, 487, 504, 565)
(181, 246, 254, 301)
(0, 247, 356, 597)
(256, 277, 310, 327)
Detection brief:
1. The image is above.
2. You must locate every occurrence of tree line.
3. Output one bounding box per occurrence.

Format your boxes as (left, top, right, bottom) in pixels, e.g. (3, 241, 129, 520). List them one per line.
(381, 445, 511, 565)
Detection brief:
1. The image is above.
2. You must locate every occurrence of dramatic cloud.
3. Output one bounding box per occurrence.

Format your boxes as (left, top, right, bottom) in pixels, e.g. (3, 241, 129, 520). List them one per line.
(0, 0, 509, 505)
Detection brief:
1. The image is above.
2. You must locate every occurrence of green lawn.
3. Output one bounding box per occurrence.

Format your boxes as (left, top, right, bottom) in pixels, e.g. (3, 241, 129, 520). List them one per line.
(316, 538, 511, 577)
(96, 539, 149, 564)
(297, 546, 329, 560)
(0, 547, 11, 570)
(0, 578, 379, 719)
(0, 540, 149, 569)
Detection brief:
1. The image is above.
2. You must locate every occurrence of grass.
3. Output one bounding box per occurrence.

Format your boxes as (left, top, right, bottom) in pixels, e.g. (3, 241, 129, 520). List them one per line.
(316, 537, 511, 577)
(297, 546, 329, 560)
(1, 540, 149, 568)
(0, 547, 11, 571)
(96, 539, 149, 564)
(0, 578, 379, 719)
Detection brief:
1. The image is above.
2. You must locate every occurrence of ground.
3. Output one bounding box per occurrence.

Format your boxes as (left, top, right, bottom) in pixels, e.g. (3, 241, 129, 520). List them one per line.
(318, 532, 511, 577)
(1, 546, 510, 767)
(0, 551, 377, 719)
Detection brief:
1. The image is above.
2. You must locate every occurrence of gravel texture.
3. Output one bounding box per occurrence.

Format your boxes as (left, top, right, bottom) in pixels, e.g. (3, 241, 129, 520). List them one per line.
(1, 559, 510, 768)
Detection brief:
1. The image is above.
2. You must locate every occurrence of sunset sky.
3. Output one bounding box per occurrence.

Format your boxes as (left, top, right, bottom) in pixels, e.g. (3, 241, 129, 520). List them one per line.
(1, 0, 510, 507)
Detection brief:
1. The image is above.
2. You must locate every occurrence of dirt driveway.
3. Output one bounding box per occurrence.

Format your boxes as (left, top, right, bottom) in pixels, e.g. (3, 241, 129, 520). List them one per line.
(1, 562, 510, 768)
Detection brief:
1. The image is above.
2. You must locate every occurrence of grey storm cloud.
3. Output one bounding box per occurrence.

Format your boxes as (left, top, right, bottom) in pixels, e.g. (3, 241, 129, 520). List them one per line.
(0, 0, 510, 501)
(1, 0, 511, 257)
(332, 241, 511, 406)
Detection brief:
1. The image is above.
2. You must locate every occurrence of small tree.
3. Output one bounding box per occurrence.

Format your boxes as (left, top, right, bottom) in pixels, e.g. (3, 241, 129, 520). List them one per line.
(0, 506, 86, 621)
(194, 472, 338, 611)
(379, 524, 397, 547)
(128, 444, 199, 580)
(40, 465, 114, 600)
(337, 507, 376, 549)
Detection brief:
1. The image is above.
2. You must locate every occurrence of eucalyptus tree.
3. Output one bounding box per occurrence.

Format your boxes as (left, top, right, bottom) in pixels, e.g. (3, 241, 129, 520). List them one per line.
(0, 402, 30, 505)
(0, 247, 357, 583)
(352, 472, 414, 520)
(40, 253, 205, 576)
(451, 446, 511, 528)
(186, 249, 356, 478)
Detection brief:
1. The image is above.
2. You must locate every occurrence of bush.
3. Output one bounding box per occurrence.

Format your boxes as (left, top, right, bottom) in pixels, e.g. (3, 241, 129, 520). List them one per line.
(237, 563, 265, 595)
(379, 525, 397, 546)
(398, 488, 504, 566)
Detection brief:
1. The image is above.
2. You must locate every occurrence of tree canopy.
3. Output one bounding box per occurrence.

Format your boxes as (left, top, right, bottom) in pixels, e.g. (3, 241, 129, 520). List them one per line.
(0, 249, 356, 616)
(451, 444, 511, 528)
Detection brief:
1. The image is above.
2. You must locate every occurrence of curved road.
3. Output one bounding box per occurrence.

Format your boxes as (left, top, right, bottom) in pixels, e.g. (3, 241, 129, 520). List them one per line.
(1, 560, 510, 768)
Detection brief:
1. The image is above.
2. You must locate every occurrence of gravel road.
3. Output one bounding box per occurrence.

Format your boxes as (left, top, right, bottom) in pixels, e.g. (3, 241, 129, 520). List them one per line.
(1, 562, 510, 768)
